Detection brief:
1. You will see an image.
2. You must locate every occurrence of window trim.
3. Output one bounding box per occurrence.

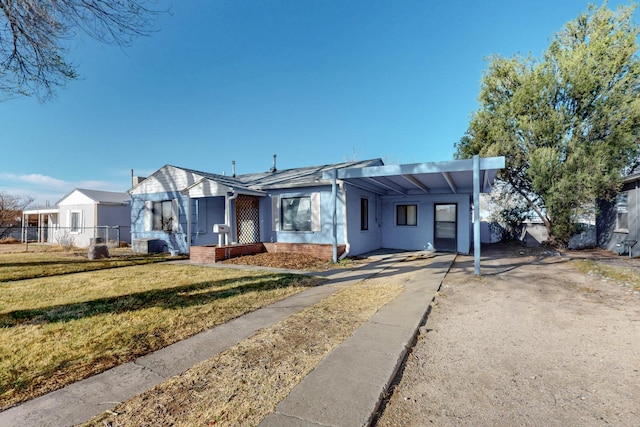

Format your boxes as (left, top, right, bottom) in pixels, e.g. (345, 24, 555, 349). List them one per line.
(396, 203, 418, 227)
(615, 192, 629, 233)
(151, 200, 177, 232)
(69, 210, 82, 234)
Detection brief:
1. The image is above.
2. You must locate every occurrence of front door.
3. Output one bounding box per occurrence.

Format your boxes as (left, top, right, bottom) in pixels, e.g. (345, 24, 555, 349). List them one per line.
(434, 203, 457, 252)
(235, 195, 261, 244)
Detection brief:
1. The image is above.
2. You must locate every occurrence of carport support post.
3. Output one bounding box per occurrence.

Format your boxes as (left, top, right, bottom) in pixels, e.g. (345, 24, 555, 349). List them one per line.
(473, 154, 481, 275)
(331, 168, 338, 263)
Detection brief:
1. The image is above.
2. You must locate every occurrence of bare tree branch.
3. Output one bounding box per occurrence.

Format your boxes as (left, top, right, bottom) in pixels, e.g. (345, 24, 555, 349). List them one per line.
(0, 0, 161, 101)
(0, 191, 33, 239)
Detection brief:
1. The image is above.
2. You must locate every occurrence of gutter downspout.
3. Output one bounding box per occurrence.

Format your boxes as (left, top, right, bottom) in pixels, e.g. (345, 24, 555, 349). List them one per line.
(94, 203, 98, 245)
(331, 169, 338, 262)
(339, 180, 350, 260)
(226, 190, 239, 245)
(186, 194, 191, 253)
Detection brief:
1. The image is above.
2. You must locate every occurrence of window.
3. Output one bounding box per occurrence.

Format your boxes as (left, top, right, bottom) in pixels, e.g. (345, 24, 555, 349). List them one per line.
(153, 200, 175, 232)
(70, 211, 81, 233)
(361, 198, 369, 231)
(616, 193, 629, 231)
(396, 204, 417, 226)
(281, 197, 311, 231)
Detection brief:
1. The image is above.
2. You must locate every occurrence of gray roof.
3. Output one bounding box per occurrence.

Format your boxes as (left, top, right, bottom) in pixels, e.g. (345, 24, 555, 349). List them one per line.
(173, 159, 384, 192)
(239, 159, 383, 189)
(58, 189, 130, 205)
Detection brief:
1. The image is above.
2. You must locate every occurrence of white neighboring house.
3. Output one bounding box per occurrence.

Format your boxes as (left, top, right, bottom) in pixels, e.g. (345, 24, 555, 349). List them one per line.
(23, 189, 131, 247)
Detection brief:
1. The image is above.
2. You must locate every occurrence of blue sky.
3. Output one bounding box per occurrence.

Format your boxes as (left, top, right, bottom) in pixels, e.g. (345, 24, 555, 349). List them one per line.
(1, 0, 635, 206)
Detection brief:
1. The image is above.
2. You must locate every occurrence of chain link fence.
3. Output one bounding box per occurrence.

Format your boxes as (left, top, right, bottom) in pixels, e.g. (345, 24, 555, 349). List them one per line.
(1, 226, 130, 248)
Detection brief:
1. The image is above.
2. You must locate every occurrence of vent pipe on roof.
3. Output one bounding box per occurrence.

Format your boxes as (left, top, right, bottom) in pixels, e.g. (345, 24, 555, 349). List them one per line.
(270, 154, 277, 173)
(232, 160, 236, 177)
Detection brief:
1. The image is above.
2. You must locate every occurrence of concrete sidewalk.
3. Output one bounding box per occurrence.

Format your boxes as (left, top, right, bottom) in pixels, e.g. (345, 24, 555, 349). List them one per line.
(260, 254, 454, 427)
(0, 252, 454, 427)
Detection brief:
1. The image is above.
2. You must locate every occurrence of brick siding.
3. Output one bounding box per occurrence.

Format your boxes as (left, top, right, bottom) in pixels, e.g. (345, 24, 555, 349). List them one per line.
(262, 243, 345, 260)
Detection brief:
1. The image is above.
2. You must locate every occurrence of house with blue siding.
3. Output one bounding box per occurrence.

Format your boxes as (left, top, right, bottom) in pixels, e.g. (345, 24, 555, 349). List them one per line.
(597, 166, 640, 257)
(129, 156, 504, 266)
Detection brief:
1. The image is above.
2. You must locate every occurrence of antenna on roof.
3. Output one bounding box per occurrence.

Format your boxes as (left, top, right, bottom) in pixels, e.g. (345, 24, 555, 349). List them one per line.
(232, 160, 236, 177)
(270, 154, 277, 173)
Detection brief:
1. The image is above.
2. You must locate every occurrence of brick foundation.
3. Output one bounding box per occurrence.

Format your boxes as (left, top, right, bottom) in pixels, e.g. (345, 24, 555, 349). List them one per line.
(189, 242, 346, 263)
(262, 242, 345, 260)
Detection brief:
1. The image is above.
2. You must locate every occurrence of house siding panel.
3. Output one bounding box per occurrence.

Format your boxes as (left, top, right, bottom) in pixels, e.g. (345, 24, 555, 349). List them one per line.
(380, 194, 471, 254)
(130, 166, 202, 195)
(58, 191, 94, 206)
(267, 186, 345, 246)
(630, 187, 639, 257)
(97, 204, 132, 243)
(344, 185, 382, 256)
(131, 191, 189, 254)
(191, 196, 226, 247)
(56, 204, 94, 247)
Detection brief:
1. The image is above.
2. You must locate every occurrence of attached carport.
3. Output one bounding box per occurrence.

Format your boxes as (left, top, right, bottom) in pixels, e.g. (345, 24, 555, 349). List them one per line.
(324, 155, 505, 275)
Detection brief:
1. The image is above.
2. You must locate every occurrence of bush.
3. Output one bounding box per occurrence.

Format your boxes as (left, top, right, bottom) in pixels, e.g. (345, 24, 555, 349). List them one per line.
(56, 231, 75, 252)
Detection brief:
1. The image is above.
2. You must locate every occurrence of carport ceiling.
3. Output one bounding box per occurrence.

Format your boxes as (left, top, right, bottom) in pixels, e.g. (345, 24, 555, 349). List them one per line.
(325, 157, 505, 196)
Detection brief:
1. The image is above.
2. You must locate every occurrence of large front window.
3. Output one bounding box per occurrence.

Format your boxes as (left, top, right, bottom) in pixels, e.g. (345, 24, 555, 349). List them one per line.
(153, 200, 174, 232)
(281, 196, 311, 231)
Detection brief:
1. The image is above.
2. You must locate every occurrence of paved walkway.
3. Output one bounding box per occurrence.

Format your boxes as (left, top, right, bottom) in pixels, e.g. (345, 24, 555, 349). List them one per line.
(0, 251, 454, 427)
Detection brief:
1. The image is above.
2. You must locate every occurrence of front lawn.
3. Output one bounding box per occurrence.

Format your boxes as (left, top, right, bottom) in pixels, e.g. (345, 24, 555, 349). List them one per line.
(0, 262, 322, 410)
(0, 248, 171, 282)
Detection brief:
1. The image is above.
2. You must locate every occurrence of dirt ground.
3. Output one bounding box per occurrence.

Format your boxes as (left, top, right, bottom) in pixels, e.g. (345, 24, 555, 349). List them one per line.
(221, 251, 338, 270)
(376, 245, 640, 427)
(4, 242, 639, 426)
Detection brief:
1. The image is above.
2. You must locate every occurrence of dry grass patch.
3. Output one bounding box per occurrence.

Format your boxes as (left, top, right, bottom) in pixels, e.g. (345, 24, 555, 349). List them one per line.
(87, 275, 405, 427)
(0, 249, 171, 282)
(0, 264, 321, 409)
(571, 259, 640, 290)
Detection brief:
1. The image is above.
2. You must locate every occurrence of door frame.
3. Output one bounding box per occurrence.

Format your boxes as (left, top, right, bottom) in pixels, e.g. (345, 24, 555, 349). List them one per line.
(434, 203, 457, 252)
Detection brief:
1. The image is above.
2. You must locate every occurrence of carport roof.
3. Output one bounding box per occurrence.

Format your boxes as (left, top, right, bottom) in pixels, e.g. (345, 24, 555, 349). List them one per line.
(322, 156, 505, 196)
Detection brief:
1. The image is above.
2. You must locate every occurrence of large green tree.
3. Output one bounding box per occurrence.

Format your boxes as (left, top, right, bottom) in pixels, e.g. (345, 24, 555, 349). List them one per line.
(456, 2, 640, 245)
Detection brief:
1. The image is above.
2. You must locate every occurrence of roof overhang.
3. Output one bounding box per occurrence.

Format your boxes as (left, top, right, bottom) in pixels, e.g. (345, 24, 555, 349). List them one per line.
(623, 172, 640, 184)
(182, 178, 266, 198)
(22, 207, 59, 215)
(322, 156, 505, 196)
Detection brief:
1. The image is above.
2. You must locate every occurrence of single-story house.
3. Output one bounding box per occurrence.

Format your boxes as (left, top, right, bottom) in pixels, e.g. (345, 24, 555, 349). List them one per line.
(597, 167, 640, 257)
(129, 156, 504, 268)
(22, 189, 131, 247)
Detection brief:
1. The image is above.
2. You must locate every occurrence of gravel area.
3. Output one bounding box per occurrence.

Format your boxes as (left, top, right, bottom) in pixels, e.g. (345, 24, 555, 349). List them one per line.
(376, 244, 640, 427)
